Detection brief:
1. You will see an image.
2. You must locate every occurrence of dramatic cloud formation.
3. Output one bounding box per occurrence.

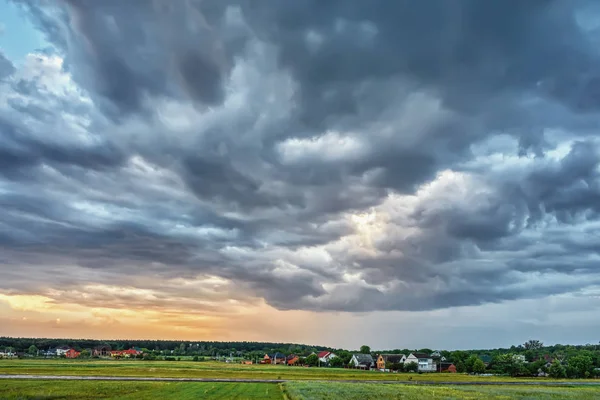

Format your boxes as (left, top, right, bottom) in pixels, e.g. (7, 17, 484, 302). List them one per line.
(1, 0, 600, 347)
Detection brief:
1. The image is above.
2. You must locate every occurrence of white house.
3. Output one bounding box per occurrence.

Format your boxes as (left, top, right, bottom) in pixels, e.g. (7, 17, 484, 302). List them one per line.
(0, 350, 15, 358)
(55, 346, 70, 356)
(349, 353, 374, 369)
(317, 351, 337, 364)
(406, 353, 436, 372)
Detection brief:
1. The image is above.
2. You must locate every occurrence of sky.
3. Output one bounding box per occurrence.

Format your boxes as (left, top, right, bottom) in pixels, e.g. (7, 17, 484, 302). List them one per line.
(1, 0, 600, 351)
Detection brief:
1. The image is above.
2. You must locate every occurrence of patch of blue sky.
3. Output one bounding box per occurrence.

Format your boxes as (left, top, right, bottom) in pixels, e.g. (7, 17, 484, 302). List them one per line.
(0, 1, 49, 65)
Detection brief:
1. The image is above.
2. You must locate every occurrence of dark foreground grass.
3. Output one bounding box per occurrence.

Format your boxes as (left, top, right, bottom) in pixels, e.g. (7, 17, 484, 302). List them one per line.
(0, 380, 282, 400)
(0, 359, 572, 383)
(3, 380, 600, 400)
(283, 381, 600, 400)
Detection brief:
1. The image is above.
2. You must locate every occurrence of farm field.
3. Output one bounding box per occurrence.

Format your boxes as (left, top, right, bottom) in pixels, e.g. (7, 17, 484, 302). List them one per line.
(2, 380, 600, 400)
(0, 380, 281, 400)
(283, 382, 600, 400)
(0, 359, 576, 383)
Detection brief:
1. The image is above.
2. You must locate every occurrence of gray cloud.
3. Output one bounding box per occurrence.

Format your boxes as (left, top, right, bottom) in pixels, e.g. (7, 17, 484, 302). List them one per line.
(1, 0, 600, 319)
(0, 52, 15, 80)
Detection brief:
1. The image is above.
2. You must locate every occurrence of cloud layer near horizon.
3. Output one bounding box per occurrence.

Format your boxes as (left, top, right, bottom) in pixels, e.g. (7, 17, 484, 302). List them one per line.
(2, 0, 600, 338)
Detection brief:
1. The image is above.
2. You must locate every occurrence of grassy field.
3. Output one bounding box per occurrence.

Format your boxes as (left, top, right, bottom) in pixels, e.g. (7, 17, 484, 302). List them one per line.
(0, 380, 282, 400)
(283, 382, 600, 400)
(0, 359, 577, 383)
(2, 380, 600, 400)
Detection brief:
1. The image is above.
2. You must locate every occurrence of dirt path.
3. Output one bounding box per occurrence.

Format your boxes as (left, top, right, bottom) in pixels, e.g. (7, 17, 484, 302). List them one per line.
(1, 375, 600, 386)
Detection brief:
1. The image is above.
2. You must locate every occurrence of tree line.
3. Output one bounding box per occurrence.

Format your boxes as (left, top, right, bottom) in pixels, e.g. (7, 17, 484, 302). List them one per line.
(0, 337, 328, 357)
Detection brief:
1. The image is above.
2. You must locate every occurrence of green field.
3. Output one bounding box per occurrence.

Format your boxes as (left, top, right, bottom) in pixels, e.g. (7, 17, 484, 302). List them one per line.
(283, 382, 600, 400)
(2, 380, 600, 400)
(0, 380, 281, 400)
(0, 359, 573, 383)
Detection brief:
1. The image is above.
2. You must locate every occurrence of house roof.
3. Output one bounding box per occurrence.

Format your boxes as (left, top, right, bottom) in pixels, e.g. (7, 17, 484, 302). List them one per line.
(352, 353, 374, 364)
(380, 354, 405, 363)
(286, 354, 298, 360)
(440, 362, 455, 370)
(268, 352, 286, 359)
(317, 351, 331, 358)
(410, 352, 431, 359)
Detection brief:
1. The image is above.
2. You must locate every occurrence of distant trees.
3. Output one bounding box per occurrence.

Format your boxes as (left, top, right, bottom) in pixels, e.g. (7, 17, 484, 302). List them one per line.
(450, 351, 468, 365)
(464, 355, 479, 373)
(472, 358, 486, 374)
(568, 355, 593, 379)
(548, 360, 566, 379)
(359, 345, 371, 354)
(329, 356, 344, 368)
(335, 350, 352, 366)
(78, 350, 91, 358)
(305, 354, 319, 367)
(404, 362, 418, 373)
(0, 338, 331, 359)
(494, 354, 526, 377)
(28, 345, 38, 356)
(524, 340, 543, 350)
(391, 362, 403, 372)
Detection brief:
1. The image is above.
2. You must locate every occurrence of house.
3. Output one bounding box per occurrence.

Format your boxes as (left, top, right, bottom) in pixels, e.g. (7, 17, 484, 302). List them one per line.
(44, 349, 57, 358)
(0, 350, 16, 359)
(439, 362, 457, 373)
(92, 345, 111, 357)
(286, 354, 300, 366)
(406, 353, 436, 372)
(241, 360, 253, 365)
(65, 349, 80, 359)
(56, 346, 71, 356)
(262, 353, 286, 365)
(317, 351, 337, 365)
(110, 348, 142, 358)
(376, 354, 406, 370)
(350, 353, 375, 369)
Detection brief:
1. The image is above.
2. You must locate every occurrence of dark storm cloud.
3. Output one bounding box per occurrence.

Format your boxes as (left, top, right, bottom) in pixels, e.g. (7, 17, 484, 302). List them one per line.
(0, 117, 125, 177)
(0, 52, 15, 80)
(14, 0, 236, 117)
(2, 0, 600, 314)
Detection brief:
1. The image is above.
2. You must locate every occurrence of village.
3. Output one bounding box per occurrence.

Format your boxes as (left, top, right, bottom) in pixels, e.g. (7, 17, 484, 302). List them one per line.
(0, 346, 459, 373)
(2, 338, 595, 379)
(257, 350, 458, 373)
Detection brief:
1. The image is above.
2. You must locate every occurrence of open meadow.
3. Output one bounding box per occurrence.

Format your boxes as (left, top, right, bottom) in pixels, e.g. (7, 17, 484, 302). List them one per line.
(0, 380, 281, 400)
(2, 380, 600, 400)
(2, 359, 600, 399)
(0, 359, 581, 383)
(283, 382, 600, 400)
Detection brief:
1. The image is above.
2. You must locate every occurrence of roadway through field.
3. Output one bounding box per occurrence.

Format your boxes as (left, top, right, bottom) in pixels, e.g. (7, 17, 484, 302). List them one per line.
(1, 375, 600, 386)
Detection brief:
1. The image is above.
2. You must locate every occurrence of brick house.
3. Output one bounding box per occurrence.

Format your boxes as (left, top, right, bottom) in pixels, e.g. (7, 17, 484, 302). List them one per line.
(65, 349, 80, 359)
(440, 362, 457, 373)
(286, 354, 300, 365)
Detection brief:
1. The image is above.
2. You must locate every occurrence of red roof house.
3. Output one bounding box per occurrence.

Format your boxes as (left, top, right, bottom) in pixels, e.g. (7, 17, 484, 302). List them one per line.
(65, 349, 80, 359)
